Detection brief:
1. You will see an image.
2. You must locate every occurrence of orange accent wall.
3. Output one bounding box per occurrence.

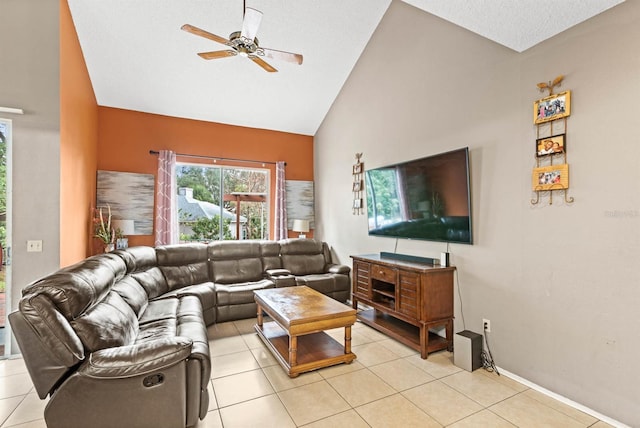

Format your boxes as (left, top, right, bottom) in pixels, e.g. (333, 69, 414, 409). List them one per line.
(97, 107, 314, 247)
(60, 0, 99, 266)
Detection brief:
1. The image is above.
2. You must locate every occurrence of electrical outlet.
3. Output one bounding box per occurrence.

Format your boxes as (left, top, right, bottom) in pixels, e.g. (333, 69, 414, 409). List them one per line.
(27, 240, 43, 252)
(483, 318, 491, 333)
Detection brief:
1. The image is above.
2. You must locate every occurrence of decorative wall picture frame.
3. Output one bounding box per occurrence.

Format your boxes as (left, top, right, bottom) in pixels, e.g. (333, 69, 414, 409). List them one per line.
(352, 180, 362, 192)
(532, 164, 569, 191)
(285, 180, 315, 229)
(96, 170, 155, 235)
(352, 163, 362, 174)
(534, 90, 571, 124)
(353, 199, 362, 209)
(536, 134, 566, 157)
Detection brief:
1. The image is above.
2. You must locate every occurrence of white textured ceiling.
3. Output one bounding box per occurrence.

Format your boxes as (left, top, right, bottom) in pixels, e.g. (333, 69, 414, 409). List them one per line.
(402, 0, 624, 53)
(67, 0, 624, 136)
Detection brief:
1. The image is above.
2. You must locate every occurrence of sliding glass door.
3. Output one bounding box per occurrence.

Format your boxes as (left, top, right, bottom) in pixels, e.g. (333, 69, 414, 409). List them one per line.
(176, 164, 269, 242)
(0, 119, 12, 357)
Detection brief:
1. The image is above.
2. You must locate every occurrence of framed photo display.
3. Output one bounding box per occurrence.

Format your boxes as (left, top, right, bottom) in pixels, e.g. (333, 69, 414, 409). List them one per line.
(532, 164, 569, 191)
(533, 91, 571, 124)
(536, 134, 565, 157)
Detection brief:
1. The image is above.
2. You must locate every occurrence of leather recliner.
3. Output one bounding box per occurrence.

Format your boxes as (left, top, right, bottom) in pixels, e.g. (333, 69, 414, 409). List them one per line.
(9, 251, 211, 428)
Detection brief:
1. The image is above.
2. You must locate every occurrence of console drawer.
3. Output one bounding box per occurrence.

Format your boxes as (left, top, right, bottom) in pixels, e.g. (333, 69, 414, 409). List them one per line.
(370, 264, 397, 282)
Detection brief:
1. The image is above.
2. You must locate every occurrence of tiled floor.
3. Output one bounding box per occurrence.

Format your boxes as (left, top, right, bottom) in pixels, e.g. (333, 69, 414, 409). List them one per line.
(0, 319, 615, 428)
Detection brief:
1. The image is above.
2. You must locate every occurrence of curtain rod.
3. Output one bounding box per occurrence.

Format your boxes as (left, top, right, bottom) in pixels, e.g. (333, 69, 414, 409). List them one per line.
(149, 150, 284, 166)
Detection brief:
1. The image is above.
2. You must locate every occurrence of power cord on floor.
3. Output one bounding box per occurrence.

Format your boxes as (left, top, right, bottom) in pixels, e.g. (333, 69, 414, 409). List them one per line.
(481, 330, 500, 375)
(455, 269, 466, 331)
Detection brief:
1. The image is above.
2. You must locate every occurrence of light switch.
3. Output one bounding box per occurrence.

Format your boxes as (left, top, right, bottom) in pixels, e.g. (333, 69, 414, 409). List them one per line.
(27, 240, 43, 252)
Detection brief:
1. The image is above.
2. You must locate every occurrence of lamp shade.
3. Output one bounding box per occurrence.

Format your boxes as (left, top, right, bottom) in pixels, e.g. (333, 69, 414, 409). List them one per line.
(112, 219, 135, 236)
(292, 219, 310, 233)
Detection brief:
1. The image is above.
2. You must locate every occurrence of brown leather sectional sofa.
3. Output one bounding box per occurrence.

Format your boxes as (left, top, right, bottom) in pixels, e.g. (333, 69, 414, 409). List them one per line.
(9, 238, 350, 428)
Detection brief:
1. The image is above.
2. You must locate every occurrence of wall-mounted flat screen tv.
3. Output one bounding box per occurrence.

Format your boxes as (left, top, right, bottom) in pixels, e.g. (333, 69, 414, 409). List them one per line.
(365, 147, 472, 244)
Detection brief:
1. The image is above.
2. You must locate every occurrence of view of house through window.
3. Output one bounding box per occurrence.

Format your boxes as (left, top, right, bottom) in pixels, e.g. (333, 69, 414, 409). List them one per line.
(177, 164, 269, 242)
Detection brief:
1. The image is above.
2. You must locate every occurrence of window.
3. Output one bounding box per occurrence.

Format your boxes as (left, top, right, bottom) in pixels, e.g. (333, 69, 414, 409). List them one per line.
(176, 164, 269, 242)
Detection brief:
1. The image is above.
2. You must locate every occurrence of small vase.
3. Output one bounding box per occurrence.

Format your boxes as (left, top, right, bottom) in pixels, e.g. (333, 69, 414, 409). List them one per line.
(104, 243, 115, 253)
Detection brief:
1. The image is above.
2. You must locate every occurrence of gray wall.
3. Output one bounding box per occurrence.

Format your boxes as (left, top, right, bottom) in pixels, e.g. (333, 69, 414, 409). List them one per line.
(315, 1, 640, 425)
(1, 1, 62, 353)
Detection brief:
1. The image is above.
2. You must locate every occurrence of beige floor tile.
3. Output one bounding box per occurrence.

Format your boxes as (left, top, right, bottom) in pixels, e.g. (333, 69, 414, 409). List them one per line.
(249, 346, 279, 368)
(476, 368, 529, 393)
(197, 410, 223, 428)
(207, 322, 240, 339)
(377, 338, 419, 357)
(210, 350, 260, 379)
(317, 360, 365, 379)
(490, 393, 586, 428)
(240, 331, 263, 349)
(0, 396, 23, 425)
(206, 380, 218, 411)
(0, 374, 34, 400)
(262, 365, 324, 392)
(208, 335, 249, 357)
(0, 360, 28, 378)
(357, 326, 393, 342)
(212, 369, 274, 408)
(351, 342, 401, 367)
(590, 421, 616, 428)
(403, 380, 483, 426)
(369, 358, 435, 391)
(232, 317, 258, 334)
(355, 393, 441, 428)
(521, 389, 598, 426)
(1, 419, 47, 428)
(326, 369, 396, 407)
(1, 393, 46, 427)
(441, 370, 519, 407)
(405, 352, 462, 379)
(325, 327, 374, 347)
(300, 409, 370, 428)
(448, 409, 516, 428)
(219, 394, 295, 428)
(278, 380, 350, 426)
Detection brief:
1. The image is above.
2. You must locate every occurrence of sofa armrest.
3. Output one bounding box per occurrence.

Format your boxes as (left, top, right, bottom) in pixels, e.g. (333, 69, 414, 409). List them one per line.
(327, 264, 350, 275)
(265, 268, 291, 277)
(81, 337, 193, 379)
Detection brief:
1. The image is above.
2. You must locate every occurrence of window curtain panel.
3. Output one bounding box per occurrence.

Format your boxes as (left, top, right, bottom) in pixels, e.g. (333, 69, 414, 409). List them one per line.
(155, 150, 178, 246)
(274, 161, 288, 240)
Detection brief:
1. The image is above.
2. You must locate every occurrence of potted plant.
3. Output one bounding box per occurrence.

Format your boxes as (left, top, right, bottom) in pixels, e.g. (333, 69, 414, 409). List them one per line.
(94, 205, 115, 252)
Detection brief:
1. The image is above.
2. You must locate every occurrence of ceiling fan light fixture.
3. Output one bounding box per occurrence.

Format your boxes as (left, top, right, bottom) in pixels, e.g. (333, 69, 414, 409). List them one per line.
(181, 3, 302, 72)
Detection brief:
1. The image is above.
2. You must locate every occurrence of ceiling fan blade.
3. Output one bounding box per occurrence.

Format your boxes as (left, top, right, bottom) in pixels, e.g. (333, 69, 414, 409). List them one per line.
(260, 47, 303, 65)
(181, 24, 229, 45)
(240, 7, 263, 42)
(198, 50, 237, 60)
(249, 56, 277, 73)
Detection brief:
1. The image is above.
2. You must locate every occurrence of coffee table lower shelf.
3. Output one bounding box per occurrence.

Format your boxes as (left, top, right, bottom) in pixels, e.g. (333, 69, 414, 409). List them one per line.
(254, 321, 356, 377)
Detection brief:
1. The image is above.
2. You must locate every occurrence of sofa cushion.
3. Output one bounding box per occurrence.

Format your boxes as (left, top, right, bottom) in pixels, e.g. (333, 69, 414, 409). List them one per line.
(279, 239, 327, 276)
(208, 241, 264, 283)
(157, 244, 209, 290)
(215, 280, 274, 306)
(71, 291, 138, 352)
(112, 276, 149, 317)
(114, 246, 157, 274)
(132, 267, 169, 299)
(24, 253, 126, 320)
(260, 241, 282, 271)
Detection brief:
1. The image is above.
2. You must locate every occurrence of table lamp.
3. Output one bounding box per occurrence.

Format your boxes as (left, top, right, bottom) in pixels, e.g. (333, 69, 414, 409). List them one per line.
(292, 219, 309, 238)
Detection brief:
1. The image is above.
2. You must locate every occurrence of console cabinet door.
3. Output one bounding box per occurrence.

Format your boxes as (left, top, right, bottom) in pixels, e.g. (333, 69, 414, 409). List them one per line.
(353, 260, 371, 299)
(398, 271, 420, 318)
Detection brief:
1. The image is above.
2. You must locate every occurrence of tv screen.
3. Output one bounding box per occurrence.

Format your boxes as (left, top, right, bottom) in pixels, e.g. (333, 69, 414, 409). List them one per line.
(365, 147, 472, 244)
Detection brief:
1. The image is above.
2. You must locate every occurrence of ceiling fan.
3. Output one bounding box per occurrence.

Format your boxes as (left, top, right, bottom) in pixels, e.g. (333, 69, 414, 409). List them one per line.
(181, 3, 303, 73)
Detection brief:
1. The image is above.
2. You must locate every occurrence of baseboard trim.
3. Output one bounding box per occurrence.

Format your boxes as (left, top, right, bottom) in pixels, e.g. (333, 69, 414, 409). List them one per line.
(497, 366, 630, 428)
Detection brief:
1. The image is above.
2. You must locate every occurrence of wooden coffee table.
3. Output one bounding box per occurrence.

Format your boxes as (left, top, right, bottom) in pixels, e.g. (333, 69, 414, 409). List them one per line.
(254, 286, 357, 377)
